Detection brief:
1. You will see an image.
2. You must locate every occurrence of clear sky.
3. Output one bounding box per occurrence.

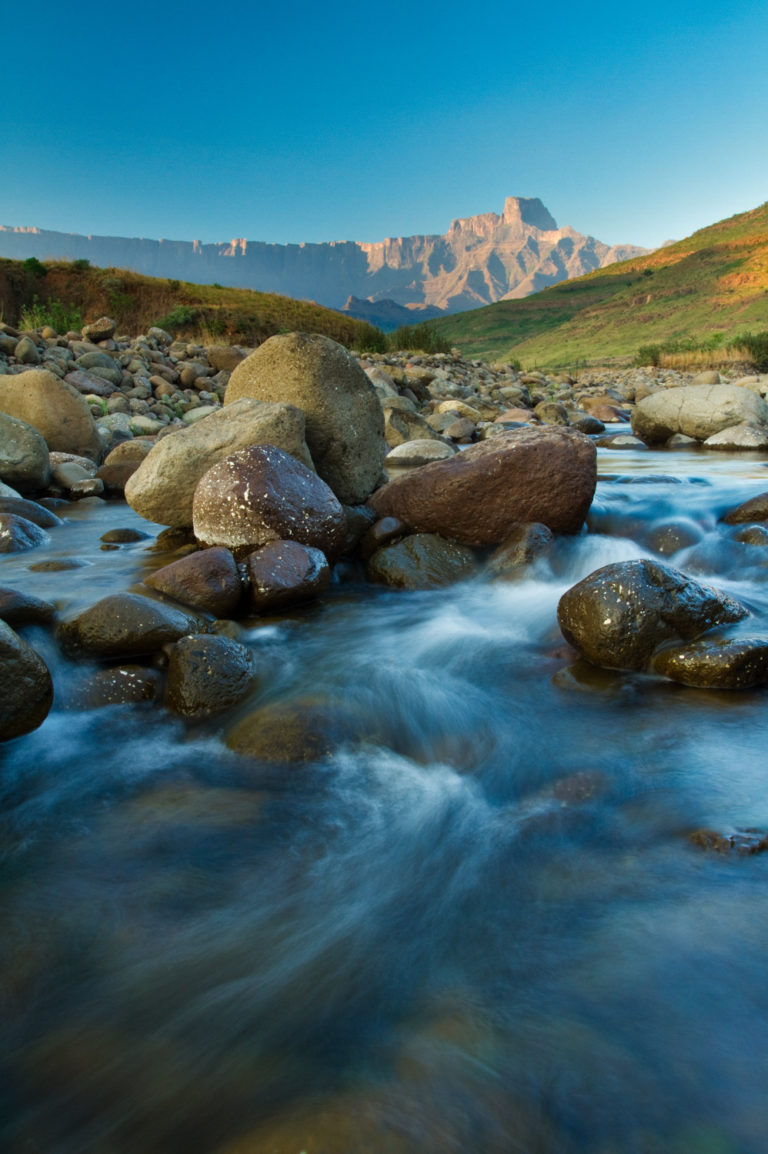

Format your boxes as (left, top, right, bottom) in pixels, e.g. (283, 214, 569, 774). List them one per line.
(3, 0, 767, 251)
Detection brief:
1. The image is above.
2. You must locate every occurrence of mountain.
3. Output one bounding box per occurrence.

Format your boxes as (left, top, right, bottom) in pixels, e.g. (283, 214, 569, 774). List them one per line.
(0, 198, 647, 327)
(430, 201, 768, 367)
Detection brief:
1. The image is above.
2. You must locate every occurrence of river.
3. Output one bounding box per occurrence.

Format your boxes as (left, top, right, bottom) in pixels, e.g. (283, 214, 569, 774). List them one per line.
(2, 439, 768, 1153)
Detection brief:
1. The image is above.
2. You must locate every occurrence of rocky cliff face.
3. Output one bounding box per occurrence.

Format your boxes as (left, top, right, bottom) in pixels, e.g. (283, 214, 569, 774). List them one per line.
(0, 198, 647, 326)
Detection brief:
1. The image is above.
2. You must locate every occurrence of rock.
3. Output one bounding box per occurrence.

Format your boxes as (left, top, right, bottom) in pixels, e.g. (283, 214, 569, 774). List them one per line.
(689, 827, 768, 854)
(485, 523, 554, 579)
(245, 540, 331, 611)
(0, 513, 48, 552)
(595, 433, 648, 450)
(703, 423, 768, 450)
(383, 405, 444, 448)
(568, 414, 606, 434)
(435, 399, 483, 421)
(57, 592, 206, 660)
(14, 336, 41, 365)
(205, 345, 246, 372)
(225, 332, 386, 503)
(82, 316, 117, 343)
(225, 697, 363, 762)
(533, 400, 569, 425)
(652, 637, 768, 688)
(0, 496, 61, 528)
(359, 516, 408, 560)
(443, 417, 476, 442)
(0, 619, 54, 741)
(366, 533, 478, 589)
(631, 385, 768, 444)
(493, 407, 535, 424)
(124, 398, 313, 527)
(0, 369, 103, 461)
(64, 665, 165, 709)
(691, 370, 721, 385)
(0, 412, 51, 490)
(723, 492, 768, 524)
(645, 518, 703, 556)
(385, 439, 456, 466)
(369, 427, 596, 545)
(0, 586, 57, 627)
(144, 547, 243, 617)
(64, 369, 114, 397)
(165, 634, 256, 718)
(192, 444, 347, 559)
(557, 559, 749, 671)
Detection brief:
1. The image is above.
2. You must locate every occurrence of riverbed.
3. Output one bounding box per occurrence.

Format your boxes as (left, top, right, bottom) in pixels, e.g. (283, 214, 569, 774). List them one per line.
(2, 440, 768, 1153)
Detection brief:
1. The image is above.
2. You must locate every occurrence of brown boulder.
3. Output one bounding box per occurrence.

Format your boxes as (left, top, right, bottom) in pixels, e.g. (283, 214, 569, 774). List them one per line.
(366, 533, 478, 589)
(144, 546, 243, 617)
(57, 592, 206, 660)
(245, 540, 330, 611)
(368, 427, 596, 545)
(192, 444, 347, 559)
(165, 634, 256, 718)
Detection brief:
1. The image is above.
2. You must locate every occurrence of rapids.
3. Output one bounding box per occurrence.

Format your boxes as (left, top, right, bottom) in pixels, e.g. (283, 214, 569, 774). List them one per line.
(3, 440, 768, 1153)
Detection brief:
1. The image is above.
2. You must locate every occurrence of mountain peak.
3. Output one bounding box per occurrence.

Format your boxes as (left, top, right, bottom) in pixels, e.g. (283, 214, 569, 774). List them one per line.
(503, 197, 558, 231)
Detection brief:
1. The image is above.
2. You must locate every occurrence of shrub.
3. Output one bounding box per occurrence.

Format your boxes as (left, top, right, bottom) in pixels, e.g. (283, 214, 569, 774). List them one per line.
(19, 295, 82, 333)
(22, 256, 48, 278)
(155, 304, 200, 331)
(734, 331, 768, 373)
(635, 344, 662, 367)
(72, 258, 90, 270)
(389, 322, 451, 354)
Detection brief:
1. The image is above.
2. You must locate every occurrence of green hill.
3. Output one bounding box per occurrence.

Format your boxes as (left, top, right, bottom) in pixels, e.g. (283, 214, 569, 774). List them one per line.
(0, 258, 387, 351)
(430, 202, 768, 368)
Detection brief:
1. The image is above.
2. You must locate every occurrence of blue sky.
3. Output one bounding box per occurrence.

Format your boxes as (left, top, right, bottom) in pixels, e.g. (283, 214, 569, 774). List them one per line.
(4, 0, 767, 250)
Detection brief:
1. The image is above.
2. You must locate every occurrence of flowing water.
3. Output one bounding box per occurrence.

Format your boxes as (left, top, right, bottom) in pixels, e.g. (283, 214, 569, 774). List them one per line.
(3, 442, 768, 1153)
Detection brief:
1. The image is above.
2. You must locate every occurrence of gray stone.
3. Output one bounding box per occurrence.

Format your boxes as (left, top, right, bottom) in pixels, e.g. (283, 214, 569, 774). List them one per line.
(0, 412, 51, 490)
(0, 619, 53, 741)
(125, 398, 313, 527)
(631, 385, 768, 443)
(0, 369, 103, 461)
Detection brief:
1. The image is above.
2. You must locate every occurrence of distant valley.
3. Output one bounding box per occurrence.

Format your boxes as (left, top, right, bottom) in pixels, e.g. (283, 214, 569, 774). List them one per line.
(0, 198, 647, 329)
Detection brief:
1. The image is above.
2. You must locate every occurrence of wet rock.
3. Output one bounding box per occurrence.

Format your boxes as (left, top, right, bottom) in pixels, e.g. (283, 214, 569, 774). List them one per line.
(369, 427, 596, 544)
(0, 619, 54, 741)
(226, 697, 363, 762)
(722, 491, 768, 524)
(366, 533, 477, 589)
(64, 665, 165, 708)
(360, 516, 408, 560)
(341, 504, 376, 555)
(689, 827, 768, 854)
(0, 586, 57, 627)
(733, 524, 768, 545)
(652, 637, 768, 688)
(192, 444, 347, 559)
(0, 513, 48, 552)
(0, 369, 103, 461)
(144, 546, 243, 617)
(0, 496, 62, 529)
(595, 433, 648, 450)
(57, 592, 206, 660)
(631, 385, 768, 444)
(485, 522, 554, 579)
(557, 559, 749, 671)
(645, 518, 703, 556)
(225, 332, 386, 504)
(100, 528, 150, 544)
(165, 634, 256, 718)
(125, 398, 313, 527)
(0, 412, 51, 490)
(245, 540, 330, 611)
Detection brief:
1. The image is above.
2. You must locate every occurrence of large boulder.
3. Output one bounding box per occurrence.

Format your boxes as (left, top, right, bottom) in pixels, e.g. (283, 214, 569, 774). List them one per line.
(631, 385, 768, 444)
(192, 444, 347, 559)
(225, 332, 386, 504)
(0, 619, 54, 741)
(557, 559, 749, 671)
(368, 427, 596, 545)
(0, 412, 51, 490)
(124, 398, 313, 527)
(0, 369, 103, 461)
(144, 547, 243, 618)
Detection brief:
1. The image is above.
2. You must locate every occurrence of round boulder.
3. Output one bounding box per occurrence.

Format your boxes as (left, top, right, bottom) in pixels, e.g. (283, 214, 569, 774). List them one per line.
(225, 332, 386, 504)
(144, 547, 243, 617)
(557, 559, 749, 671)
(57, 592, 206, 660)
(245, 540, 330, 611)
(0, 619, 54, 741)
(631, 385, 768, 444)
(0, 369, 103, 461)
(124, 398, 313, 527)
(369, 426, 596, 545)
(192, 444, 347, 559)
(165, 634, 257, 718)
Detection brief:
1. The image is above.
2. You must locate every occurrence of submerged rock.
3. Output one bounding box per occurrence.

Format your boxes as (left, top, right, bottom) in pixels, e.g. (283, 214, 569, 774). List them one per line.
(557, 559, 748, 671)
(652, 637, 768, 689)
(366, 533, 477, 589)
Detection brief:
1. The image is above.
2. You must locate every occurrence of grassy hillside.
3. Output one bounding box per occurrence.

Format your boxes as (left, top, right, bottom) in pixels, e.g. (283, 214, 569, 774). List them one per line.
(0, 258, 387, 351)
(430, 202, 768, 368)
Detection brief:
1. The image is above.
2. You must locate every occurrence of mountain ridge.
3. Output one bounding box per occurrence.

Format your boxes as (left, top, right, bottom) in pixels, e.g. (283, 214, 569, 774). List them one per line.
(0, 198, 647, 328)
